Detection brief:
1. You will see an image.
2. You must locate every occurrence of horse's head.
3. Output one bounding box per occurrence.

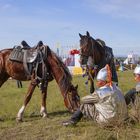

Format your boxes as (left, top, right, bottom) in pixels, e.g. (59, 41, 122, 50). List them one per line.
(79, 31, 105, 66)
(64, 84, 80, 112)
(79, 31, 96, 65)
(45, 48, 80, 112)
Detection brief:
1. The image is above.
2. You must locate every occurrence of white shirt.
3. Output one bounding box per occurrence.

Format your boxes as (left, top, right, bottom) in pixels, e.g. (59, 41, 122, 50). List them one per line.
(95, 84, 128, 124)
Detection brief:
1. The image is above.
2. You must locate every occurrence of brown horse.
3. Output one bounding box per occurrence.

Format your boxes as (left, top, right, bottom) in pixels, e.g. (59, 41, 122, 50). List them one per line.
(79, 31, 118, 93)
(0, 45, 80, 122)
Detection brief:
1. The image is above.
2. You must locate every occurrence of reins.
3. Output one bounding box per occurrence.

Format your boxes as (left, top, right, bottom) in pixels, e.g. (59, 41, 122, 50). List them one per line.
(80, 37, 99, 83)
(51, 52, 80, 111)
(64, 92, 73, 111)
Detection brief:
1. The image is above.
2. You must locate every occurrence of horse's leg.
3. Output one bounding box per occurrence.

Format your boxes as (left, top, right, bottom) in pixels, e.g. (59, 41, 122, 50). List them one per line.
(40, 83, 48, 118)
(88, 70, 95, 94)
(90, 79, 94, 94)
(16, 80, 37, 122)
(0, 74, 9, 87)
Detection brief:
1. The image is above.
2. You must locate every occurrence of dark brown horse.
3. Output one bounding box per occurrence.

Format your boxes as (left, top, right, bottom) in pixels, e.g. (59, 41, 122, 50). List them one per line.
(0, 45, 80, 122)
(79, 31, 118, 93)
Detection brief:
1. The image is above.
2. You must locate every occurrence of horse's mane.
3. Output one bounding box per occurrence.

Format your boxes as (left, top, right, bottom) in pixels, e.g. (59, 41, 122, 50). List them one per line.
(47, 46, 72, 94)
(94, 39, 105, 56)
(89, 37, 105, 62)
(0, 48, 13, 52)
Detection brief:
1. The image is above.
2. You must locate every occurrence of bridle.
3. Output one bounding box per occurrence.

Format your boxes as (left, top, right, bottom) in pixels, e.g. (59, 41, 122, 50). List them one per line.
(49, 52, 80, 111)
(80, 37, 98, 82)
(80, 37, 95, 57)
(64, 86, 80, 112)
(79, 37, 97, 69)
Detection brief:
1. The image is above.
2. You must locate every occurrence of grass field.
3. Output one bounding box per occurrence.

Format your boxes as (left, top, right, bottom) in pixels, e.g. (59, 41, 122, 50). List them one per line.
(0, 70, 140, 140)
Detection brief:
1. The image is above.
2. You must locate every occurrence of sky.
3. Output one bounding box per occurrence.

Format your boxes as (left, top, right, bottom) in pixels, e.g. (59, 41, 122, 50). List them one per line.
(0, 0, 140, 56)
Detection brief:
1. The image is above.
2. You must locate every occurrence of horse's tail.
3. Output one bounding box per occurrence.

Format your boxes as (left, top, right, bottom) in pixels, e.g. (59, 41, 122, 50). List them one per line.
(110, 58, 118, 83)
(106, 47, 118, 83)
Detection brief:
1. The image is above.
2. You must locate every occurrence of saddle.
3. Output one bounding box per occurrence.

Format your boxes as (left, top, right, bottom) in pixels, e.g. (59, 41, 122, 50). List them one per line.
(9, 40, 44, 63)
(9, 43, 54, 85)
(96, 39, 106, 47)
(9, 46, 38, 63)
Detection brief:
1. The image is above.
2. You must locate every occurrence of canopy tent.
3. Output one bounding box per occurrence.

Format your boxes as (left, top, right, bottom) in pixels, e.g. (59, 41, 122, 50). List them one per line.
(64, 49, 83, 75)
(123, 52, 139, 65)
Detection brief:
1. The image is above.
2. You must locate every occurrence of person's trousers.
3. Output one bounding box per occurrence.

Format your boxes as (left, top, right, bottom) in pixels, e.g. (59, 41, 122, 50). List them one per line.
(124, 88, 137, 105)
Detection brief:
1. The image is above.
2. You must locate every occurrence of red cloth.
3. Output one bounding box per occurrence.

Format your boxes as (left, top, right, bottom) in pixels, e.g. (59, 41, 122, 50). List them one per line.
(70, 49, 79, 55)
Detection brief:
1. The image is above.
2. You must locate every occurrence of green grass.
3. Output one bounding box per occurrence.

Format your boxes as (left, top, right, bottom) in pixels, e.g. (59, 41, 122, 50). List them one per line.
(0, 70, 140, 140)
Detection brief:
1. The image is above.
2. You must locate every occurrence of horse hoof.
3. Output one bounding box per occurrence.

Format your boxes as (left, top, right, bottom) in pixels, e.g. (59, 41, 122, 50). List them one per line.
(43, 115, 48, 118)
(42, 114, 48, 118)
(40, 113, 48, 118)
(40, 111, 47, 117)
(16, 117, 23, 123)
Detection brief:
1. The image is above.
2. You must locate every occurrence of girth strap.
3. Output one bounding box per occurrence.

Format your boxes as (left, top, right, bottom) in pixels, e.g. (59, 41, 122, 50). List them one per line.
(23, 50, 31, 75)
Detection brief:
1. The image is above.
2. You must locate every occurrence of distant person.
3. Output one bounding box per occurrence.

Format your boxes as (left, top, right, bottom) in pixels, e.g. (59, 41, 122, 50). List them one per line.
(115, 58, 120, 66)
(124, 65, 140, 105)
(62, 64, 127, 127)
(119, 61, 124, 72)
(17, 80, 23, 88)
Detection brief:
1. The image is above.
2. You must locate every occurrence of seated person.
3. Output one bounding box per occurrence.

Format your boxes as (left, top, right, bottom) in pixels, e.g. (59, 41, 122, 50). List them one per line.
(63, 64, 127, 126)
(124, 65, 140, 105)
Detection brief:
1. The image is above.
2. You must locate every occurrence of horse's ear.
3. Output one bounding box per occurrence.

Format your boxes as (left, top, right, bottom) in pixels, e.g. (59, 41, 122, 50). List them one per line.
(79, 33, 83, 38)
(86, 31, 90, 37)
(46, 45, 51, 55)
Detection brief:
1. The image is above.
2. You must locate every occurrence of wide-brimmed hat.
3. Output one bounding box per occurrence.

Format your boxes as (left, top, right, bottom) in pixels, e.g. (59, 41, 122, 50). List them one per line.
(97, 64, 112, 86)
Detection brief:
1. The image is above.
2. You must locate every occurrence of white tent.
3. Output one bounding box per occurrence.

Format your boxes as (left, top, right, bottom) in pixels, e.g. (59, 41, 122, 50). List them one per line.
(123, 52, 139, 64)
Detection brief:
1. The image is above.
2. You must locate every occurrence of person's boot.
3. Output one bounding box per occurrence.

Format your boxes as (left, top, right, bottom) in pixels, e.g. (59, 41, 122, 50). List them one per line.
(62, 109, 83, 126)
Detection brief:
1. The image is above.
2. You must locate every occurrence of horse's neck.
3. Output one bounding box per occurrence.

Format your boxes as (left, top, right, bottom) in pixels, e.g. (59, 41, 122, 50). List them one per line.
(92, 48, 103, 65)
(47, 54, 70, 94)
(92, 42, 105, 65)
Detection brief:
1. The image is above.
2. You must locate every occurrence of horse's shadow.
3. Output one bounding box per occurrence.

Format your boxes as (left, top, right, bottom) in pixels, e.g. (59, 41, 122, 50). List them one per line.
(25, 110, 70, 122)
(0, 110, 71, 122)
(48, 110, 70, 117)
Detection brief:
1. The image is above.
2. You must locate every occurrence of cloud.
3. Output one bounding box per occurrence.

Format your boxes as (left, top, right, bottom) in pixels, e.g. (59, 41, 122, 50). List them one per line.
(2, 4, 10, 9)
(84, 0, 140, 21)
(0, 3, 12, 10)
